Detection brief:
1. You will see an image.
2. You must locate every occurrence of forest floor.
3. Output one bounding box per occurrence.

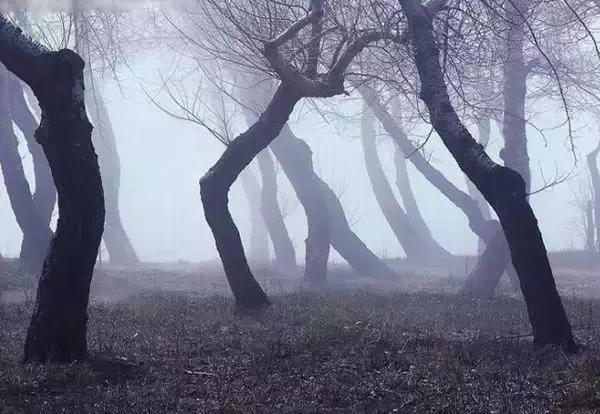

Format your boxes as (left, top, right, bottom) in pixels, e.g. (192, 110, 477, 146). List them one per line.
(1, 259, 600, 412)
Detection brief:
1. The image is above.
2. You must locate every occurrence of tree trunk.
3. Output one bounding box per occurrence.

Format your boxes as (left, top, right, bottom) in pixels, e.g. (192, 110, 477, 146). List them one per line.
(587, 138, 600, 254)
(361, 102, 448, 261)
(239, 165, 270, 263)
(269, 127, 330, 285)
(0, 65, 52, 270)
(2, 45, 105, 362)
(501, 0, 531, 193)
(86, 84, 138, 266)
(256, 148, 296, 271)
(275, 125, 397, 278)
(465, 117, 493, 254)
(400, 0, 577, 352)
(8, 75, 56, 263)
(200, 84, 301, 310)
(361, 86, 498, 242)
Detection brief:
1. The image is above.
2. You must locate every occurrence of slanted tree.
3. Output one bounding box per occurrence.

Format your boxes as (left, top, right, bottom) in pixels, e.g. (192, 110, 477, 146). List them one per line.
(239, 165, 271, 263)
(398, 0, 576, 351)
(7, 75, 56, 266)
(0, 64, 52, 270)
(0, 16, 105, 362)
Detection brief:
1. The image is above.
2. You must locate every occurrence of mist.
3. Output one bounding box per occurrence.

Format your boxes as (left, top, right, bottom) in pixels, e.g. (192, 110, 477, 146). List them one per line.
(1, 1, 600, 411)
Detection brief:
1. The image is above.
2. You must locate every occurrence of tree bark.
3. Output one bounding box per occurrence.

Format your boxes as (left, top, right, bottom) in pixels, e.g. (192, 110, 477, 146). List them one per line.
(256, 148, 296, 271)
(239, 165, 271, 263)
(0, 31, 106, 361)
(8, 75, 56, 264)
(399, 0, 577, 352)
(0, 65, 52, 271)
(269, 127, 330, 284)
(85, 83, 138, 266)
(200, 84, 302, 310)
(361, 102, 448, 261)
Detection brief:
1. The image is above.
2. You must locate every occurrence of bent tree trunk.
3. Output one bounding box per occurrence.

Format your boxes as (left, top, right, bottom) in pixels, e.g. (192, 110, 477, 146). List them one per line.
(8, 75, 56, 263)
(239, 165, 270, 263)
(269, 127, 330, 284)
(256, 149, 296, 271)
(86, 86, 138, 266)
(275, 125, 397, 278)
(200, 84, 302, 310)
(0, 23, 106, 361)
(400, 0, 576, 351)
(361, 102, 448, 261)
(0, 65, 52, 270)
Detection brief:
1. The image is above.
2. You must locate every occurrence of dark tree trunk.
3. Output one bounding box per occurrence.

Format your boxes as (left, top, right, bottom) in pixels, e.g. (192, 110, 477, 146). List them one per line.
(256, 148, 296, 271)
(200, 84, 302, 310)
(1, 43, 106, 362)
(8, 75, 56, 263)
(361, 102, 448, 261)
(269, 127, 330, 285)
(86, 85, 138, 266)
(0, 65, 52, 271)
(239, 165, 271, 263)
(400, 0, 577, 352)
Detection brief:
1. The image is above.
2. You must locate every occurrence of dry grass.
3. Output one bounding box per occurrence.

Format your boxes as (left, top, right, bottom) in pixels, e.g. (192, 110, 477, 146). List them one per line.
(1, 265, 600, 413)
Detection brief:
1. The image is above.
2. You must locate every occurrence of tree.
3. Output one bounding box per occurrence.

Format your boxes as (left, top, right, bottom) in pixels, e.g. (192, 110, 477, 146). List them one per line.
(0, 16, 106, 362)
(398, 0, 576, 352)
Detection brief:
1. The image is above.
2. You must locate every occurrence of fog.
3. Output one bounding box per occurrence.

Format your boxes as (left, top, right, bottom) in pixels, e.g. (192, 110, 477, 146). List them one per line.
(0, 51, 593, 263)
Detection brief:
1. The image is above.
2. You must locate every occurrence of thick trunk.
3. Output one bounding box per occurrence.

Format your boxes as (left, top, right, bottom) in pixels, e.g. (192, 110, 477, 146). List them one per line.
(200, 84, 301, 310)
(269, 127, 330, 284)
(14, 49, 105, 362)
(256, 148, 296, 271)
(86, 84, 138, 266)
(400, 0, 576, 351)
(8, 75, 56, 262)
(0, 65, 52, 270)
(239, 166, 270, 263)
(361, 102, 447, 261)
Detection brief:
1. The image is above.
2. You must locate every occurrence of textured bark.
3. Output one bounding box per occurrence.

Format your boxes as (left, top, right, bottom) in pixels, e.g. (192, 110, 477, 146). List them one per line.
(361, 103, 448, 261)
(0, 65, 52, 270)
(200, 84, 301, 310)
(400, 0, 576, 351)
(8, 75, 56, 263)
(2, 42, 105, 362)
(239, 165, 270, 263)
(85, 81, 138, 266)
(269, 127, 330, 284)
(256, 148, 296, 271)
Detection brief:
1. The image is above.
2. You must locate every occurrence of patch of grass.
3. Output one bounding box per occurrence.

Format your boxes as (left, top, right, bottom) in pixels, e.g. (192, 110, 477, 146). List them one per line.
(1, 289, 600, 412)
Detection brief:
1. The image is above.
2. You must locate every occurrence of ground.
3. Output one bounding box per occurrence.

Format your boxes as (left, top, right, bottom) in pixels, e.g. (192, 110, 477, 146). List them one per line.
(1, 258, 600, 413)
